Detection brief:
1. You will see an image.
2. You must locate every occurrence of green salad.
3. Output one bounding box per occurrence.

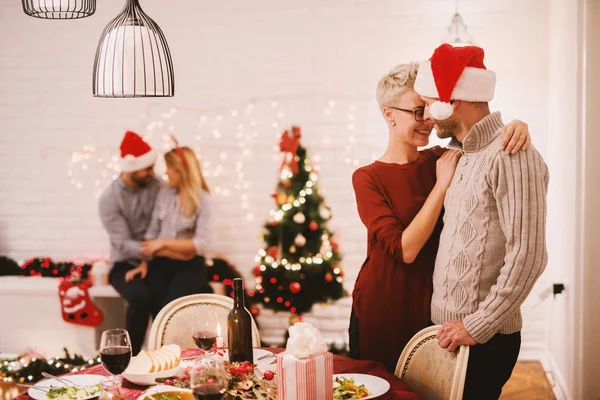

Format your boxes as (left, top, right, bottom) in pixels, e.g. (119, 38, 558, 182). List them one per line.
(333, 377, 371, 399)
(46, 383, 101, 400)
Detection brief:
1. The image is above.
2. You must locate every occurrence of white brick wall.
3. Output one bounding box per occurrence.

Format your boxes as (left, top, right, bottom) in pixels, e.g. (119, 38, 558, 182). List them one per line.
(0, 0, 551, 352)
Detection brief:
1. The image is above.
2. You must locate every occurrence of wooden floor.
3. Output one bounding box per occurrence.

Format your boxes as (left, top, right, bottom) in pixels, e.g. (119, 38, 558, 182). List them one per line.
(500, 361, 556, 400)
(0, 361, 555, 399)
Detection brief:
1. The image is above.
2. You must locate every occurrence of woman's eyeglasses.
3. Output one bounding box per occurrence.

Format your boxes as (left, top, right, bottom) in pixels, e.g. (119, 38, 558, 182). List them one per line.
(388, 106, 425, 122)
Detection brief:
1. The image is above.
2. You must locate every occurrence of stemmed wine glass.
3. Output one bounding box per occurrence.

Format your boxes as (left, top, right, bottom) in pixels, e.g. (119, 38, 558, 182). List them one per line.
(190, 355, 227, 400)
(99, 329, 132, 381)
(191, 311, 220, 352)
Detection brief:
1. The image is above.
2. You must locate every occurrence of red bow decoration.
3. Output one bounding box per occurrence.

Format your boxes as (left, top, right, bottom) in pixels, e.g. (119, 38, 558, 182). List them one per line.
(279, 126, 301, 174)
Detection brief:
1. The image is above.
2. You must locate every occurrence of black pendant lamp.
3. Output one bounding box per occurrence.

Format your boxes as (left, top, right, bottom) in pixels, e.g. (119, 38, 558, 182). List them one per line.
(22, 0, 96, 19)
(92, 0, 174, 98)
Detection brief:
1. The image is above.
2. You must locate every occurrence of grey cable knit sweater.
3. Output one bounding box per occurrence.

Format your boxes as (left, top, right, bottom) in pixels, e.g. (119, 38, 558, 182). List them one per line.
(431, 112, 549, 344)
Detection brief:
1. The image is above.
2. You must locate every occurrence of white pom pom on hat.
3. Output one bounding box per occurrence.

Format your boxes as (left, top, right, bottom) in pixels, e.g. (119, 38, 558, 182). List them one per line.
(429, 101, 454, 120)
(414, 44, 496, 120)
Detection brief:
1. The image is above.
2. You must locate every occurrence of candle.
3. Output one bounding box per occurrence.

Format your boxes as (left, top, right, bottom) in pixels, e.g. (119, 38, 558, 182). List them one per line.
(216, 323, 224, 348)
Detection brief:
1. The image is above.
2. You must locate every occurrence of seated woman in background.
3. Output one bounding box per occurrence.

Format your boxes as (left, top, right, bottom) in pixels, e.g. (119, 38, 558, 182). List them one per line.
(126, 138, 212, 315)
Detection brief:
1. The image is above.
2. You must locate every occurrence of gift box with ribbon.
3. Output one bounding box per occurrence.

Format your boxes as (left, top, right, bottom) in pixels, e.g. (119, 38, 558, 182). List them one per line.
(276, 322, 333, 400)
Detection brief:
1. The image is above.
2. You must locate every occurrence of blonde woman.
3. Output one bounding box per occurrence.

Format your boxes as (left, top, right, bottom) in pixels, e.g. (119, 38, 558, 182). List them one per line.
(350, 62, 532, 372)
(125, 140, 212, 312)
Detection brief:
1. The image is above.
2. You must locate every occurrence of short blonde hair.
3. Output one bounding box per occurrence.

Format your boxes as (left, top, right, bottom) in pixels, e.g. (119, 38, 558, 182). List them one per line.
(376, 62, 420, 110)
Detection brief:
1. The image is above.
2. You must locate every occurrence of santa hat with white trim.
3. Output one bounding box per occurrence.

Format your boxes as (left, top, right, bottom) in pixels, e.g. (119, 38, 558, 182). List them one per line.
(119, 130, 157, 172)
(414, 44, 496, 120)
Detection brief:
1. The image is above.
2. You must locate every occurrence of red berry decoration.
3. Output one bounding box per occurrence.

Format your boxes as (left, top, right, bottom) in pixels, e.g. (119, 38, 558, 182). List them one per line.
(325, 273, 333, 283)
(164, 379, 174, 386)
(309, 221, 318, 231)
(263, 370, 275, 381)
(289, 282, 301, 294)
(250, 305, 260, 316)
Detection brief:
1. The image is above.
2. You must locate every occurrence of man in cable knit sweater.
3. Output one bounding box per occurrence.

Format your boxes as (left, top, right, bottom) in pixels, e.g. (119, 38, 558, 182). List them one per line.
(414, 44, 549, 399)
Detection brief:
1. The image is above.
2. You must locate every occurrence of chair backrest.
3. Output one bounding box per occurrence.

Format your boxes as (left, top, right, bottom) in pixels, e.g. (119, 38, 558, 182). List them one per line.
(394, 325, 469, 400)
(148, 293, 261, 351)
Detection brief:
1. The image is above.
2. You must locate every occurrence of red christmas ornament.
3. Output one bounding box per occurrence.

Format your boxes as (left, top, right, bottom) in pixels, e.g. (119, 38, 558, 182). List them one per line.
(331, 241, 339, 250)
(289, 282, 301, 294)
(253, 265, 262, 276)
(58, 279, 103, 327)
(309, 221, 318, 231)
(283, 181, 291, 189)
(269, 220, 278, 227)
(250, 305, 260, 316)
(325, 273, 333, 283)
(267, 246, 277, 258)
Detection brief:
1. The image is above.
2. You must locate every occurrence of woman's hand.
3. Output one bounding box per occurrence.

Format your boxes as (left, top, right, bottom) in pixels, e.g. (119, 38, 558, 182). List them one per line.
(501, 120, 531, 154)
(436, 150, 462, 190)
(141, 239, 165, 256)
(125, 261, 148, 282)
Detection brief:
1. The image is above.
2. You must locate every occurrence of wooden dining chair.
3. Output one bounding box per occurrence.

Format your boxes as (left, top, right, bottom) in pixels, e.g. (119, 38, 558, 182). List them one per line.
(147, 293, 261, 351)
(394, 325, 470, 400)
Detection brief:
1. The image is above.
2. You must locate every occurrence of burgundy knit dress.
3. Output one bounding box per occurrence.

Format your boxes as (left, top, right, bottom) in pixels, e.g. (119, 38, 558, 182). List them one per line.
(351, 147, 445, 372)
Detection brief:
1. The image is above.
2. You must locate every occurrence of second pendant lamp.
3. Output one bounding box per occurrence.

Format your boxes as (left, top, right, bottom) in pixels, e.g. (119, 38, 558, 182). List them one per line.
(92, 0, 174, 98)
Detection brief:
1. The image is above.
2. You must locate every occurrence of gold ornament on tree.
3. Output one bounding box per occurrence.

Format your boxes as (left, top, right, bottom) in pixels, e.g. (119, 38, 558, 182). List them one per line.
(289, 313, 301, 326)
(277, 192, 287, 205)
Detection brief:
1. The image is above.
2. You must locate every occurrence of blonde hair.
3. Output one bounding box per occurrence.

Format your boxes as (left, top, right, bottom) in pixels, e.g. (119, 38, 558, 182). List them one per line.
(164, 146, 210, 218)
(376, 62, 420, 111)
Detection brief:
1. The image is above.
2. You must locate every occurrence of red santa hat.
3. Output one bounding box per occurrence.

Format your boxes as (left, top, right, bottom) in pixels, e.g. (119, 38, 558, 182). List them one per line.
(414, 44, 496, 120)
(119, 130, 157, 172)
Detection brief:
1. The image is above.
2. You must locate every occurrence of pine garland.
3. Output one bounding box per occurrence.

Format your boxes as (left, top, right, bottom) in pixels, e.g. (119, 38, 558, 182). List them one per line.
(0, 348, 100, 384)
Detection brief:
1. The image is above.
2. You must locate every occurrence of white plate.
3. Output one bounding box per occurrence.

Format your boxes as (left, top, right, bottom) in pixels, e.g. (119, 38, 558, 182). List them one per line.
(28, 374, 105, 400)
(333, 373, 390, 400)
(122, 364, 181, 386)
(137, 385, 192, 400)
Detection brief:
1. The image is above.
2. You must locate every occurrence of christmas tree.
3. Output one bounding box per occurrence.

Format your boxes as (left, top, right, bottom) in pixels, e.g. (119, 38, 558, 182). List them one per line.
(252, 126, 345, 315)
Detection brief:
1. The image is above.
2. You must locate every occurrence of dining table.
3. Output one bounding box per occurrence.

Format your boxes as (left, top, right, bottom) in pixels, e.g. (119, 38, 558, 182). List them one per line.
(15, 348, 421, 400)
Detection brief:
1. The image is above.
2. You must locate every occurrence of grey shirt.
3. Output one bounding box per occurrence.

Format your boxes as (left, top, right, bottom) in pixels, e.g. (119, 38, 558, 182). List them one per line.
(98, 176, 163, 266)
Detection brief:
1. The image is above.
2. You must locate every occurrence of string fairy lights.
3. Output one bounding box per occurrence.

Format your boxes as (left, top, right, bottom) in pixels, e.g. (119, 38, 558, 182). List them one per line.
(66, 93, 375, 219)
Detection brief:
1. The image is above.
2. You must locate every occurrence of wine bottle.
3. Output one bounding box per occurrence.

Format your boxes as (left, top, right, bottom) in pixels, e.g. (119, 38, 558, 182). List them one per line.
(227, 278, 254, 363)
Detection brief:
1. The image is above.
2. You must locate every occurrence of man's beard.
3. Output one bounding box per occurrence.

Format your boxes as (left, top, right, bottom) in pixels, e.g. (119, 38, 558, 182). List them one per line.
(434, 118, 458, 139)
(132, 175, 152, 188)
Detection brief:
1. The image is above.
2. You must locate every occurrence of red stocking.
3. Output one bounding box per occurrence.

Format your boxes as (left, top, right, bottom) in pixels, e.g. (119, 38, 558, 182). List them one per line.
(58, 279, 104, 327)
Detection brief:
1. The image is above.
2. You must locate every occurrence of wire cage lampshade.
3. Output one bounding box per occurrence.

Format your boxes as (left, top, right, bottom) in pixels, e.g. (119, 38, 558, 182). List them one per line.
(92, 0, 174, 98)
(22, 0, 96, 19)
